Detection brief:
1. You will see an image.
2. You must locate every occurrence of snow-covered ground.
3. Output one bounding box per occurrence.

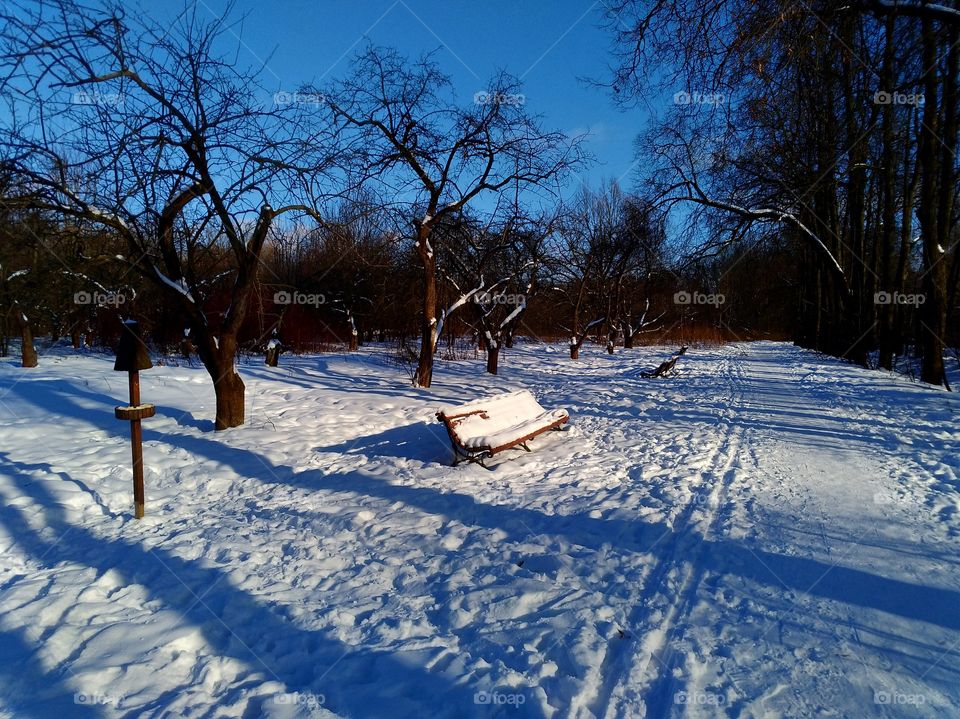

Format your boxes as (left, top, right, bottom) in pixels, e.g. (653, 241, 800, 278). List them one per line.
(0, 341, 958, 718)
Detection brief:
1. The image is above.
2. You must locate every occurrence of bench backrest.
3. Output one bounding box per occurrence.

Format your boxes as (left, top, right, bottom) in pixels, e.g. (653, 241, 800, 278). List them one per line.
(439, 390, 546, 441)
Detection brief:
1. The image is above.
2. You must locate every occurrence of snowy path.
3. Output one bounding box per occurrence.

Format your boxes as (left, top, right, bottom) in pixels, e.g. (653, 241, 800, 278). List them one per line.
(0, 342, 958, 718)
(597, 343, 960, 718)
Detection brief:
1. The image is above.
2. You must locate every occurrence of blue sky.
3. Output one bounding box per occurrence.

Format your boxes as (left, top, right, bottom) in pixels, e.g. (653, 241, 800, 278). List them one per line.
(193, 0, 647, 195)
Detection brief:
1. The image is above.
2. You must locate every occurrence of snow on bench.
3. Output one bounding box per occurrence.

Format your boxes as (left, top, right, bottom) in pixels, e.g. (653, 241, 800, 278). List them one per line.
(436, 390, 569, 467)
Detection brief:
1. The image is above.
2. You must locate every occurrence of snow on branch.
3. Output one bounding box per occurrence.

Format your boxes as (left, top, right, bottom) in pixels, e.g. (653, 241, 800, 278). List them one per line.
(155, 269, 196, 303)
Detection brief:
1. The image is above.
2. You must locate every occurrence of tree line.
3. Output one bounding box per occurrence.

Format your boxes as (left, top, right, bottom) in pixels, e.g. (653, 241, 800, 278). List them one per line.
(604, 0, 959, 387)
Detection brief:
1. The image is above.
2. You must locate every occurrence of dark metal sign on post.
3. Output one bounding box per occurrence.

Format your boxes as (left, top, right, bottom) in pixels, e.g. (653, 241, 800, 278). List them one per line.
(114, 320, 155, 518)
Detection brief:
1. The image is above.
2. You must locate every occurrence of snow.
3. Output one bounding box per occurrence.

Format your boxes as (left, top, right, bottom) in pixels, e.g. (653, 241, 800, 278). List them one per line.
(154, 271, 195, 303)
(87, 206, 129, 230)
(0, 342, 959, 717)
(499, 296, 527, 330)
(438, 390, 568, 450)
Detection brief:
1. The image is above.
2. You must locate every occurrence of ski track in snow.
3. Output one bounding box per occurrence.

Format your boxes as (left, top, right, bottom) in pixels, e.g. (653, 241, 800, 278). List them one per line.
(0, 342, 958, 718)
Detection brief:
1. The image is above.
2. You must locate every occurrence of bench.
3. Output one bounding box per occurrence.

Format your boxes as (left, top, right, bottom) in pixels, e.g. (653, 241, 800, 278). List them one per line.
(640, 346, 688, 378)
(436, 390, 569, 467)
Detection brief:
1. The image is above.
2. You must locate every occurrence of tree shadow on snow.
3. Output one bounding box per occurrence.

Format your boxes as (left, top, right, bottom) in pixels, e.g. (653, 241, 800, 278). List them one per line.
(313, 420, 453, 464)
(4, 371, 960, 714)
(0, 454, 507, 719)
(0, 624, 108, 718)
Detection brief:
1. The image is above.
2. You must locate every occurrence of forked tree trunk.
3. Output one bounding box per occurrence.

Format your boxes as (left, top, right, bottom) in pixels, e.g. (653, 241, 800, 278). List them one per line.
(486, 345, 499, 374)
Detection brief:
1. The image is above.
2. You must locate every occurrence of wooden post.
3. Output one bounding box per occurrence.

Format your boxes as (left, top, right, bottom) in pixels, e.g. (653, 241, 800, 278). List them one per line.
(128, 370, 145, 518)
(114, 320, 155, 519)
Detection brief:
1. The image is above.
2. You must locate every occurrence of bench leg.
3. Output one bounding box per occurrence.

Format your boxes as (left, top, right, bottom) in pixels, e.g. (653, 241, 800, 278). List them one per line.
(451, 448, 493, 469)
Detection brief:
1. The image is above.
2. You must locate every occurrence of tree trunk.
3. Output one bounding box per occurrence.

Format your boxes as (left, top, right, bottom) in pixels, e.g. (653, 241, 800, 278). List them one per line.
(18, 315, 37, 368)
(917, 17, 948, 386)
(414, 225, 436, 388)
(876, 15, 897, 371)
(349, 332, 359, 351)
(71, 327, 82, 349)
(195, 331, 246, 430)
(486, 345, 499, 374)
(570, 342, 579, 360)
(212, 366, 245, 430)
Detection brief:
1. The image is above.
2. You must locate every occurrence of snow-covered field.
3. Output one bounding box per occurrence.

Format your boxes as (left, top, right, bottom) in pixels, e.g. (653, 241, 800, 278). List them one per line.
(0, 341, 958, 718)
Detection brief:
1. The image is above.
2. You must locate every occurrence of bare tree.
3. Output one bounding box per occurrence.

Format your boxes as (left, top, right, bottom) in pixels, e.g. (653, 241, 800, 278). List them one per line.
(553, 184, 632, 359)
(0, 0, 334, 427)
(319, 46, 584, 386)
